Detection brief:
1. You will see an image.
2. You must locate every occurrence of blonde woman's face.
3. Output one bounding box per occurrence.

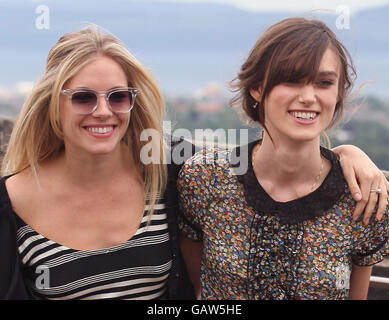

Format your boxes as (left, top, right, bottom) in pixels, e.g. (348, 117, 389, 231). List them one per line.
(60, 55, 131, 157)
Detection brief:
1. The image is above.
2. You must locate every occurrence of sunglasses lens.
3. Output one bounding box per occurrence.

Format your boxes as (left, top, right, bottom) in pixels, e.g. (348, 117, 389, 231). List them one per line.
(109, 90, 133, 113)
(71, 91, 97, 114)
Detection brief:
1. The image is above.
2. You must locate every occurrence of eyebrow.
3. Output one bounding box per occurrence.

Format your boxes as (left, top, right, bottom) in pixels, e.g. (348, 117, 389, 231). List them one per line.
(318, 71, 339, 78)
(72, 86, 127, 91)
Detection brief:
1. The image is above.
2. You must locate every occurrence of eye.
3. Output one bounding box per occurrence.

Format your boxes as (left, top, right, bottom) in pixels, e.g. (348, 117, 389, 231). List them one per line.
(72, 91, 96, 104)
(110, 91, 129, 102)
(317, 79, 334, 87)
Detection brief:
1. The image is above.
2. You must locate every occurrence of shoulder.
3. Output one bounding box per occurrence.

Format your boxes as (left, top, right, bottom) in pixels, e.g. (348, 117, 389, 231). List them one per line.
(4, 169, 34, 200)
(165, 136, 196, 181)
(179, 146, 233, 184)
(2, 168, 37, 221)
(0, 172, 24, 230)
(321, 146, 349, 197)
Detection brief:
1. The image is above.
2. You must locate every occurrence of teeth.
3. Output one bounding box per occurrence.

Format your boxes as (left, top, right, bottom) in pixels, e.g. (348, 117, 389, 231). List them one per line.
(290, 111, 317, 120)
(86, 126, 113, 134)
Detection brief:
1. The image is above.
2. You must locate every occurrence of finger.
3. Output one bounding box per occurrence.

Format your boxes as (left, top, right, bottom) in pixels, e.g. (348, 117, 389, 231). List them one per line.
(363, 183, 380, 225)
(353, 201, 365, 221)
(342, 165, 362, 202)
(353, 176, 372, 222)
(376, 184, 387, 222)
(376, 175, 389, 221)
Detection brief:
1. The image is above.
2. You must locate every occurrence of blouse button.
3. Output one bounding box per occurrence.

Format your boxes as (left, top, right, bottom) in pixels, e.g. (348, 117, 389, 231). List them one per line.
(175, 273, 180, 278)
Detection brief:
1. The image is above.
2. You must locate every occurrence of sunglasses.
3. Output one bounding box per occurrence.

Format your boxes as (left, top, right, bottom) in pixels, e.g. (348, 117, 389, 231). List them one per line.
(60, 87, 140, 115)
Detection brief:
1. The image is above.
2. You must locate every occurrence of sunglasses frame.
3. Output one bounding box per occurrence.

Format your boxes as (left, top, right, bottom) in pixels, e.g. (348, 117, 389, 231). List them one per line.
(60, 87, 140, 115)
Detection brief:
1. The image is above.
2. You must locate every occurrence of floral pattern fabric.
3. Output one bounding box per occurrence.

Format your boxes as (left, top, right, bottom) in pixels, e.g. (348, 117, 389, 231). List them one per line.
(177, 141, 389, 300)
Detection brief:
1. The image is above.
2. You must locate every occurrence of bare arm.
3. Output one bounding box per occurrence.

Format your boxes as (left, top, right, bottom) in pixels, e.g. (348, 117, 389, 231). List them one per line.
(332, 145, 389, 224)
(179, 235, 203, 299)
(349, 264, 372, 300)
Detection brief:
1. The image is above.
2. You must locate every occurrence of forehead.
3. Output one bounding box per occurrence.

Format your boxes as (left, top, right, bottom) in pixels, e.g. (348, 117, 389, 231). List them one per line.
(318, 48, 341, 76)
(65, 55, 128, 90)
(268, 44, 342, 86)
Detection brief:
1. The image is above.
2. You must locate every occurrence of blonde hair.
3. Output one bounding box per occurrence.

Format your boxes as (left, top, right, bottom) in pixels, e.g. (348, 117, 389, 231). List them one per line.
(2, 25, 167, 217)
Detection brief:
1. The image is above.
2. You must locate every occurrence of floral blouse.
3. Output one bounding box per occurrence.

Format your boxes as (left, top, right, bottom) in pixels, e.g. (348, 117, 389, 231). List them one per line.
(177, 141, 389, 300)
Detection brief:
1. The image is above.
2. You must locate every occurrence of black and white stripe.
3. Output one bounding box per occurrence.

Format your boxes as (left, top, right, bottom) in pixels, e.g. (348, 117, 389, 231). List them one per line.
(16, 201, 171, 300)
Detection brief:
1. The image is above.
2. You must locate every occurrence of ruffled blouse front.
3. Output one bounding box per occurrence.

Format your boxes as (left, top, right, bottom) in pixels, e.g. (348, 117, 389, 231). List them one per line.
(177, 141, 389, 300)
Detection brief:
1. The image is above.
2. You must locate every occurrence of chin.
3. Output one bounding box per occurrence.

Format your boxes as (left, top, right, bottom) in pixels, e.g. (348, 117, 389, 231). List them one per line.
(88, 146, 119, 155)
(76, 141, 121, 156)
(286, 131, 321, 144)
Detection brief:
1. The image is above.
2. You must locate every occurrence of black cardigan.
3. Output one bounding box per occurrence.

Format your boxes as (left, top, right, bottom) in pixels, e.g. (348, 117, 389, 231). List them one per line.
(0, 137, 196, 300)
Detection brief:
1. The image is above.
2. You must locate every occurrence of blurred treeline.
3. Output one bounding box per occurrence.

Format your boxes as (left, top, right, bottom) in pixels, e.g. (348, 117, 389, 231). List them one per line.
(166, 95, 389, 171)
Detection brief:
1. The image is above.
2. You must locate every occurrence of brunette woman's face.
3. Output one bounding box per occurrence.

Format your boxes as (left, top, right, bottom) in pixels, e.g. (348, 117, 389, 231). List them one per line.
(59, 55, 131, 157)
(253, 48, 340, 145)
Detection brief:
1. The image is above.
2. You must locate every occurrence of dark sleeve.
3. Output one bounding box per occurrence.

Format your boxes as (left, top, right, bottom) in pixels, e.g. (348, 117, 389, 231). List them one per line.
(164, 138, 196, 299)
(0, 212, 31, 299)
(166, 136, 204, 239)
(0, 200, 17, 298)
(165, 136, 197, 207)
(0, 178, 31, 299)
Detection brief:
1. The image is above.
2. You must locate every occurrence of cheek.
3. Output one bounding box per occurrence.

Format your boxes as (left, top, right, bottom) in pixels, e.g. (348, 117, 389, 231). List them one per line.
(58, 105, 69, 133)
(123, 113, 131, 127)
(119, 113, 131, 134)
(58, 105, 84, 137)
(264, 91, 291, 118)
(58, 99, 74, 125)
(327, 89, 339, 115)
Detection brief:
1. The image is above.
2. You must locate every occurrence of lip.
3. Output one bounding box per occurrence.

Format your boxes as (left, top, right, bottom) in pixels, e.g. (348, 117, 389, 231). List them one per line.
(288, 110, 320, 125)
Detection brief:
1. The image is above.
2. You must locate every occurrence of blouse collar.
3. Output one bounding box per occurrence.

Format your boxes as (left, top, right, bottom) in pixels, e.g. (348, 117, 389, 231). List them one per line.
(231, 140, 347, 224)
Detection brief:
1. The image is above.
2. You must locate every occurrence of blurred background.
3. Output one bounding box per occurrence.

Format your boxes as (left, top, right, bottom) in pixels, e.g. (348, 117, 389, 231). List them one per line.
(0, 0, 388, 299)
(0, 0, 388, 169)
(0, 0, 388, 170)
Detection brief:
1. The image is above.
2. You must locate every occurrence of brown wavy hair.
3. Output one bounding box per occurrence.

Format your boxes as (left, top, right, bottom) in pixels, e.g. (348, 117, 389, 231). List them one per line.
(230, 17, 356, 132)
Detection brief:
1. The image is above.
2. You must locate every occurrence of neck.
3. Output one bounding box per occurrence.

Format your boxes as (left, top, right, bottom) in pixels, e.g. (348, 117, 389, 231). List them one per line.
(47, 142, 138, 188)
(254, 133, 323, 189)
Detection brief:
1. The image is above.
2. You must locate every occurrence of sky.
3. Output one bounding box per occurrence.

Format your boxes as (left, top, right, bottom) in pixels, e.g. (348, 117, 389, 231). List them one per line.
(153, 0, 389, 13)
(1, 0, 388, 98)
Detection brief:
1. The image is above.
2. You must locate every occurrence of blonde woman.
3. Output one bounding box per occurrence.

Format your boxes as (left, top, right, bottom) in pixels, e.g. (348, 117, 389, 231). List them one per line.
(178, 17, 389, 300)
(0, 24, 385, 301)
(0, 26, 194, 300)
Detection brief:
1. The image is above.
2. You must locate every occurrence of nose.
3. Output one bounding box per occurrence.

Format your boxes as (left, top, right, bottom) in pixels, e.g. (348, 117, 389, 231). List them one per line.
(92, 94, 113, 118)
(298, 83, 317, 105)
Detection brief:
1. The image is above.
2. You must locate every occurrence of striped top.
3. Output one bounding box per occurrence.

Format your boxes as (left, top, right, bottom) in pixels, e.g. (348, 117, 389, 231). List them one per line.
(15, 200, 171, 300)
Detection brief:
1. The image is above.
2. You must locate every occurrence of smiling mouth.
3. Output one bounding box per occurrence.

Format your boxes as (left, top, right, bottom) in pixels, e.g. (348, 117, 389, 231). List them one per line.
(84, 126, 116, 134)
(288, 111, 319, 121)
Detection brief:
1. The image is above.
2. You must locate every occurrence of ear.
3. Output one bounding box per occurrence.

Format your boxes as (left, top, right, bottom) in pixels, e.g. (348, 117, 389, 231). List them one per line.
(249, 87, 262, 102)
